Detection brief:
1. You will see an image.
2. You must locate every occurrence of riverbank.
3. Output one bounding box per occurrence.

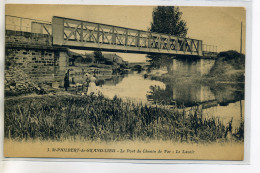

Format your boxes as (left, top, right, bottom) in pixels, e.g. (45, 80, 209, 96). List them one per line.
(5, 92, 243, 143)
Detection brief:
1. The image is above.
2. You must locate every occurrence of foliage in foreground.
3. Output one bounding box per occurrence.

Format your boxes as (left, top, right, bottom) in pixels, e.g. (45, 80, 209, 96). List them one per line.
(5, 94, 243, 143)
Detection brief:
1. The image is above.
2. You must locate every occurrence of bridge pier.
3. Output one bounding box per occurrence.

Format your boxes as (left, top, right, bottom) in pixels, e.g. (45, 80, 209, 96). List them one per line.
(171, 57, 215, 77)
(5, 30, 70, 86)
(57, 51, 70, 72)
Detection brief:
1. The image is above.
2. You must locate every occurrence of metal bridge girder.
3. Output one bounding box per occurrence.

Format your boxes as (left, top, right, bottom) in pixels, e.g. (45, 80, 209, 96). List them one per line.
(52, 16, 204, 56)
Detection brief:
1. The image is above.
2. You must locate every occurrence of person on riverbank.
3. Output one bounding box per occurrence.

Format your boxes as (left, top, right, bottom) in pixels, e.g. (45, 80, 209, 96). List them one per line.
(64, 72, 70, 91)
(84, 72, 91, 93)
(87, 74, 98, 95)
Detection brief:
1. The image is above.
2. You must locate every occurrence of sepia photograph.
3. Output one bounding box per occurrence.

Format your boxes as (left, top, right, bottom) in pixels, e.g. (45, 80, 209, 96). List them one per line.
(4, 4, 246, 160)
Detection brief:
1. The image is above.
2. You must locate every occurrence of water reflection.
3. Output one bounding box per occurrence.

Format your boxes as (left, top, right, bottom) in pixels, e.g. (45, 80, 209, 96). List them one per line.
(147, 81, 244, 108)
(95, 74, 127, 86)
(69, 71, 244, 108)
(146, 77, 244, 129)
(67, 71, 244, 129)
(96, 72, 165, 102)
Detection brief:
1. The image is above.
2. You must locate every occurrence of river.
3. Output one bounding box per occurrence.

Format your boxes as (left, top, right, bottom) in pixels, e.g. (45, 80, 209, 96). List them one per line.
(70, 71, 244, 129)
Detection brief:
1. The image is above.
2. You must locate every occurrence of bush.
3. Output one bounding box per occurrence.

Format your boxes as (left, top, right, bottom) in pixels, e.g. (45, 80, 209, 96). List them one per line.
(75, 56, 93, 64)
(104, 60, 114, 65)
(217, 50, 245, 69)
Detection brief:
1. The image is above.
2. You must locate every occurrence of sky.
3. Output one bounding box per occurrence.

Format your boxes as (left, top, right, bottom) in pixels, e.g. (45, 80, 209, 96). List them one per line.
(5, 5, 246, 62)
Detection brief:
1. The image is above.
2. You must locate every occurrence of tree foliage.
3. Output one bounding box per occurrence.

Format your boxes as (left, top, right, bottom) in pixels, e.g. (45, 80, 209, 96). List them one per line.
(217, 50, 245, 70)
(94, 50, 105, 63)
(147, 6, 188, 69)
(150, 6, 187, 36)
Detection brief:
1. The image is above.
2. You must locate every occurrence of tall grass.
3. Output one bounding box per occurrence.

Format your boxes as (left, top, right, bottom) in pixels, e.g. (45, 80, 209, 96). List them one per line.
(5, 93, 242, 143)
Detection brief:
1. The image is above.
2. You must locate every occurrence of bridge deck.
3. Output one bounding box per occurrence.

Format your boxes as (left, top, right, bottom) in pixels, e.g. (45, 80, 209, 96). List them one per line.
(51, 16, 204, 56)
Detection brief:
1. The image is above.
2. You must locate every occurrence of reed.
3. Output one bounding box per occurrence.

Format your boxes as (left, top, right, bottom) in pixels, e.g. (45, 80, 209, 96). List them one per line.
(4, 93, 241, 143)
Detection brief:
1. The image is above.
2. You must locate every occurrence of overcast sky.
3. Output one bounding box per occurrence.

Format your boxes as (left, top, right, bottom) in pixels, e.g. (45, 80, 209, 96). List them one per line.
(6, 5, 246, 62)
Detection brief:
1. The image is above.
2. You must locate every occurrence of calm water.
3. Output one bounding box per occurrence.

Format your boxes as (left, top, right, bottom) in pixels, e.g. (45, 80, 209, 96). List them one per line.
(70, 71, 244, 129)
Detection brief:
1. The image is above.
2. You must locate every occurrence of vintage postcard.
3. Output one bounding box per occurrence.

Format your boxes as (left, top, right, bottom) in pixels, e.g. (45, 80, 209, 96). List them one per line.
(4, 4, 245, 160)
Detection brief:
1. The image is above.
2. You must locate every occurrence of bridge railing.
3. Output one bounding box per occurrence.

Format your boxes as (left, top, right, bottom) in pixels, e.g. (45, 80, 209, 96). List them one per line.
(52, 16, 203, 56)
(202, 44, 217, 53)
(202, 44, 218, 57)
(31, 22, 52, 36)
(5, 15, 52, 35)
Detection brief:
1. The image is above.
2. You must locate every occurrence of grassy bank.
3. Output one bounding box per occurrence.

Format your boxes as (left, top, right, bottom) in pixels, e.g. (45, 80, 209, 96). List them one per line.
(5, 93, 243, 143)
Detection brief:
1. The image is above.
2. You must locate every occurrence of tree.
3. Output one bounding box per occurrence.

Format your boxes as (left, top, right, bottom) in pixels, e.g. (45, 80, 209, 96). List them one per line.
(150, 6, 187, 36)
(94, 50, 105, 64)
(147, 6, 188, 70)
